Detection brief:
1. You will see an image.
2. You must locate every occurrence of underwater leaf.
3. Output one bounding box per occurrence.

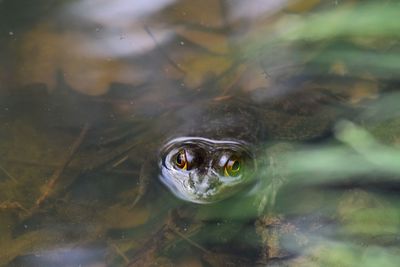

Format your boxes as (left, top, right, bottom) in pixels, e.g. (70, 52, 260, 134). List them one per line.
(175, 28, 230, 55)
(100, 204, 149, 229)
(165, 0, 225, 27)
(179, 54, 233, 89)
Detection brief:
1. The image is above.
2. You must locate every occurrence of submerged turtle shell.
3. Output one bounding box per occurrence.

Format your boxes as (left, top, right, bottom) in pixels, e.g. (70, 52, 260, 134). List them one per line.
(158, 88, 349, 203)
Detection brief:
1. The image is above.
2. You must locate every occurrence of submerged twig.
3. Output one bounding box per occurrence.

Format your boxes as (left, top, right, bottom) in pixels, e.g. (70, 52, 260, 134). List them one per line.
(170, 226, 210, 254)
(130, 160, 150, 208)
(110, 242, 130, 264)
(126, 225, 167, 267)
(144, 25, 186, 75)
(0, 164, 18, 183)
(1, 158, 139, 175)
(112, 155, 129, 168)
(35, 123, 90, 207)
(126, 209, 201, 266)
(0, 201, 29, 213)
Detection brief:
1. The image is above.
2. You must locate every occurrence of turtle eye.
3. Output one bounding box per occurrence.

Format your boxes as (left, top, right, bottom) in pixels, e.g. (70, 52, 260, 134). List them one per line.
(175, 150, 188, 170)
(224, 157, 241, 177)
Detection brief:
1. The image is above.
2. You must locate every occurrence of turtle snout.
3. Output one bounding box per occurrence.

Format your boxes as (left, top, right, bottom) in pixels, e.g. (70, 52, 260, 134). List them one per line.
(188, 172, 221, 197)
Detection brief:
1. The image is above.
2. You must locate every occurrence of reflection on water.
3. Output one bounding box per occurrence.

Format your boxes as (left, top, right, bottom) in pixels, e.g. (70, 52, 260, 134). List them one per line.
(10, 247, 107, 267)
(64, 0, 176, 58)
(67, 0, 175, 25)
(1, 0, 400, 266)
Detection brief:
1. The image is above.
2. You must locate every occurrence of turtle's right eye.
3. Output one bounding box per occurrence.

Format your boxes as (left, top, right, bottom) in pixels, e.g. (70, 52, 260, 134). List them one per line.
(224, 156, 241, 177)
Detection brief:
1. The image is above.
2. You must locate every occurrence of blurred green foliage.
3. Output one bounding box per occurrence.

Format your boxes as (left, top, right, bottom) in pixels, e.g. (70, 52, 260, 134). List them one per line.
(1, 0, 400, 266)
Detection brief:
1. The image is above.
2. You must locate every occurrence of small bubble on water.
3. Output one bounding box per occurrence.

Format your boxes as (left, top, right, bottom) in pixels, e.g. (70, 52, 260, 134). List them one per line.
(180, 41, 185, 45)
(8, 31, 14, 36)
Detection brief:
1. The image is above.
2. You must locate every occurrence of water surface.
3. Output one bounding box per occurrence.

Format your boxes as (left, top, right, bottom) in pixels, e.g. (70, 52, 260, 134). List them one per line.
(1, 0, 400, 266)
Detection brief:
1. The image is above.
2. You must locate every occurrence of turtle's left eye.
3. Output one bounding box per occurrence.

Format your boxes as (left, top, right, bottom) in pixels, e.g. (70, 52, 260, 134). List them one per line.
(175, 150, 188, 170)
(224, 157, 241, 177)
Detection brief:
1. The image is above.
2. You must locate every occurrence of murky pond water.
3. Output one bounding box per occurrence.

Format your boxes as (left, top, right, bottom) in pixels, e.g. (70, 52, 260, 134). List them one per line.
(1, 0, 400, 266)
